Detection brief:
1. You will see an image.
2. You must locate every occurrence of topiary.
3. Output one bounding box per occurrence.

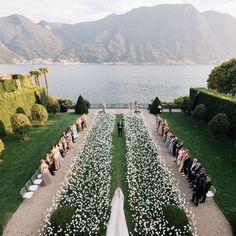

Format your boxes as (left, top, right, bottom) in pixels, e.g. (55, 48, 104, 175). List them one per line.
(191, 104, 207, 121)
(0, 120, 6, 138)
(150, 97, 161, 114)
(75, 95, 88, 114)
(47, 96, 60, 116)
(0, 138, 4, 155)
(10, 113, 31, 141)
(163, 204, 191, 234)
(208, 113, 229, 138)
(50, 205, 76, 234)
(31, 104, 48, 126)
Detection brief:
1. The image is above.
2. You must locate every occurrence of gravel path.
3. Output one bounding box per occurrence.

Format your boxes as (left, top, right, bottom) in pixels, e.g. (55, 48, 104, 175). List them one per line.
(141, 109, 233, 236)
(3, 110, 98, 236)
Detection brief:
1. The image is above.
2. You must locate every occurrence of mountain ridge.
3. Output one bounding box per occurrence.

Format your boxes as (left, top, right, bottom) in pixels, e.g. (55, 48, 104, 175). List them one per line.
(0, 4, 236, 64)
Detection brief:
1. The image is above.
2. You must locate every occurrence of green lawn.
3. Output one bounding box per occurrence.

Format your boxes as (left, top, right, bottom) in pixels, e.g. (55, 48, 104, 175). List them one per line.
(162, 112, 236, 235)
(110, 114, 134, 234)
(0, 113, 79, 234)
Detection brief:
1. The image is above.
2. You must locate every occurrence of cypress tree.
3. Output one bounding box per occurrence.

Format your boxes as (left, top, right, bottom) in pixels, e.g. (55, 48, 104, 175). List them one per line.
(75, 95, 88, 114)
(150, 97, 161, 114)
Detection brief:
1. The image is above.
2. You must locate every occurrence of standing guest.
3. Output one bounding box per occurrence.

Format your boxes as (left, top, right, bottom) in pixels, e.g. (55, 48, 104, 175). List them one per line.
(76, 117, 82, 132)
(168, 103, 173, 113)
(200, 176, 212, 203)
(117, 120, 124, 137)
(191, 176, 206, 206)
(40, 159, 52, 185)
(81, 114, 87, 130)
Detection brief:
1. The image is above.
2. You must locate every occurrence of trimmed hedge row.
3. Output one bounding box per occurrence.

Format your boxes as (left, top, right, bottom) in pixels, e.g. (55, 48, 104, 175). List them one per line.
(0, 80, 17, 95)
(0, 88, 46, 134)
(190, 88, 236, 138)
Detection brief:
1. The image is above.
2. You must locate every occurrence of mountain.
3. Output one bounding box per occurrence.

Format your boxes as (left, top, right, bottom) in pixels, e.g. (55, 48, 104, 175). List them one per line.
(0, 4, 236, 64)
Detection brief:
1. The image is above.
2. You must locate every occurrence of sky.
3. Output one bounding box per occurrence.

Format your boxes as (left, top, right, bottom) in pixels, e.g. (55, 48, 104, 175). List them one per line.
(0, 0, 236, 23)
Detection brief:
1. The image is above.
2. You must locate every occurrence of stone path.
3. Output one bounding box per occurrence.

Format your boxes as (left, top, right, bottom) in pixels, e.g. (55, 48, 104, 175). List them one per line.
(3, 109, 98, 236)
(141, 109, 233, 236)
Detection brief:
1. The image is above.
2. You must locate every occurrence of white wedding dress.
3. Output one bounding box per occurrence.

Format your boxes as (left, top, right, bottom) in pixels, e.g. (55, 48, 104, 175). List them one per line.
(106, 187, 129, 236)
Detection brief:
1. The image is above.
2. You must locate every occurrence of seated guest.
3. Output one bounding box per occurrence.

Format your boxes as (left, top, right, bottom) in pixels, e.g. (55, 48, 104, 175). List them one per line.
(40, 159, 52, 185)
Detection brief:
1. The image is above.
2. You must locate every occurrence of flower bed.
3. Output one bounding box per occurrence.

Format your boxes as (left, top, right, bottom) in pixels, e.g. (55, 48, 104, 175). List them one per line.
(124, 113, 195, 235)
(40, 112, 115, 235)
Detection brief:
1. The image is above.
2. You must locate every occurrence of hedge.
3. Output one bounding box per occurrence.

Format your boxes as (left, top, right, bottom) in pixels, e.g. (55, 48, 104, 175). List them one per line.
(190, 88, 236, 138)
(0, 88, 46, 134)
(0, 80, 17, 95)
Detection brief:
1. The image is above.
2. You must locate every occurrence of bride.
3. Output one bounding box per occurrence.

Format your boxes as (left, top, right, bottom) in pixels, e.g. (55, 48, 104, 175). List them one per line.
(106, 187, 129, 236)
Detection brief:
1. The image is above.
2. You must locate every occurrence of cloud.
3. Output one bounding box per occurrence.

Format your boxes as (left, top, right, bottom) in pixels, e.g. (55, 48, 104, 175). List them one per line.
(0, 0, 236, 23)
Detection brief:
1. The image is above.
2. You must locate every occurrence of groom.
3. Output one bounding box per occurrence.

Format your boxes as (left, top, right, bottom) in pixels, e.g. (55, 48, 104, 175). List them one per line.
(117, 120, 124, 137)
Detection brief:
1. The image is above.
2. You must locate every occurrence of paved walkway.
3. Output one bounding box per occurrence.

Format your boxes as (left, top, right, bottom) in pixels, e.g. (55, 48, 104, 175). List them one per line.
(141, 109, 233, 236)
(3, 110, 98, 236)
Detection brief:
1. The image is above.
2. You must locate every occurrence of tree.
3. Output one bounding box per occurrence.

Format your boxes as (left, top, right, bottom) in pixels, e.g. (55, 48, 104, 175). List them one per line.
(208, 113, 229, 138)
(75, 95, 88, 114)
(207, 58, 236, 94)
(39, 67, 49, 96)
(10, 113, 31, 141)
(150, 97, 161, 115)
(0, 139, 4, 155)
(29, 70, 41, 86)
(31, 104, 48, 126)
(47, 96, 60, 116)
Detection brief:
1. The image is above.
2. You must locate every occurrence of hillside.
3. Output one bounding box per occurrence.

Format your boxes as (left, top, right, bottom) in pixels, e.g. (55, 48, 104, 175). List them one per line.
(0, 4, 236, 64)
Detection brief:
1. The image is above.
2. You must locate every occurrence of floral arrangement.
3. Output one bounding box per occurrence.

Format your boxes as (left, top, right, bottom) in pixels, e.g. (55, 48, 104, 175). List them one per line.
(124, 112, 196, 235)
(40, 112, 115, 235)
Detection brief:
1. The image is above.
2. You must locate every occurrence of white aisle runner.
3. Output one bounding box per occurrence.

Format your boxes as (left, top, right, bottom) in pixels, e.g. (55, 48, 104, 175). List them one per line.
(106, 187, 129, 236)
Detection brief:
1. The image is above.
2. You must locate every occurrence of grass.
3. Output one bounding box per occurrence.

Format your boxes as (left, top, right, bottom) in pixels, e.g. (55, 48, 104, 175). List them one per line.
(0, 113, 79, 234)
(162, 112, 236, 235)
(109, 114, 134, 234)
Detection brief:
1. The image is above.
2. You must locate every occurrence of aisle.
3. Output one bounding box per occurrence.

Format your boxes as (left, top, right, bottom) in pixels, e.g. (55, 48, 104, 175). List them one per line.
(3, 110, 98, 236)
(141, 109, 233, 236)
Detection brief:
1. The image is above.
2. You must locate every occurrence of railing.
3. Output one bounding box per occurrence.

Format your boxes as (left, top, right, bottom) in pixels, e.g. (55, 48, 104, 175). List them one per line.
(89, 103, 149, 109)
(65, 103, 181, 110)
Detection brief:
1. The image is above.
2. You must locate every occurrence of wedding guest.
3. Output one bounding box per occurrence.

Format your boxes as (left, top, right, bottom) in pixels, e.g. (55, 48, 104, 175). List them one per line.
(40, 159, 52, 185)
(191, 176, 205, 206)
(200, 176, 212, 203)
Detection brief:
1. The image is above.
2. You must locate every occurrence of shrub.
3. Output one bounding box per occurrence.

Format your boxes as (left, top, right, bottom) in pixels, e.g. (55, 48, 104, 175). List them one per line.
(58, 98, 73, 106)
(208, 113, 229, 137)
(0, 139, 4, 155)
(10, 113, 31, 140)
(191, 104, 207, 120)
(50, 205, 76, 233)
(150, 97, 161, 114)
(0, 120, 6, 138)
(47, 96, 60, 116)
(31, 104, 48, 126)
(163, 204, 190, 233)
(0, 88, 45, 134)
(174, 96, 184, 106)
(75, 95, 88, 114)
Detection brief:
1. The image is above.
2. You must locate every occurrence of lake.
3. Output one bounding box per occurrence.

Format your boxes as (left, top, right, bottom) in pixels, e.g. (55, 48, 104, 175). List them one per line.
(0, 64, 213, 103)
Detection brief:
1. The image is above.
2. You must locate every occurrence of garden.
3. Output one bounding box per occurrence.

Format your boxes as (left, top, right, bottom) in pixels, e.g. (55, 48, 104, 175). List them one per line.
(39, 112, 194, 236)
